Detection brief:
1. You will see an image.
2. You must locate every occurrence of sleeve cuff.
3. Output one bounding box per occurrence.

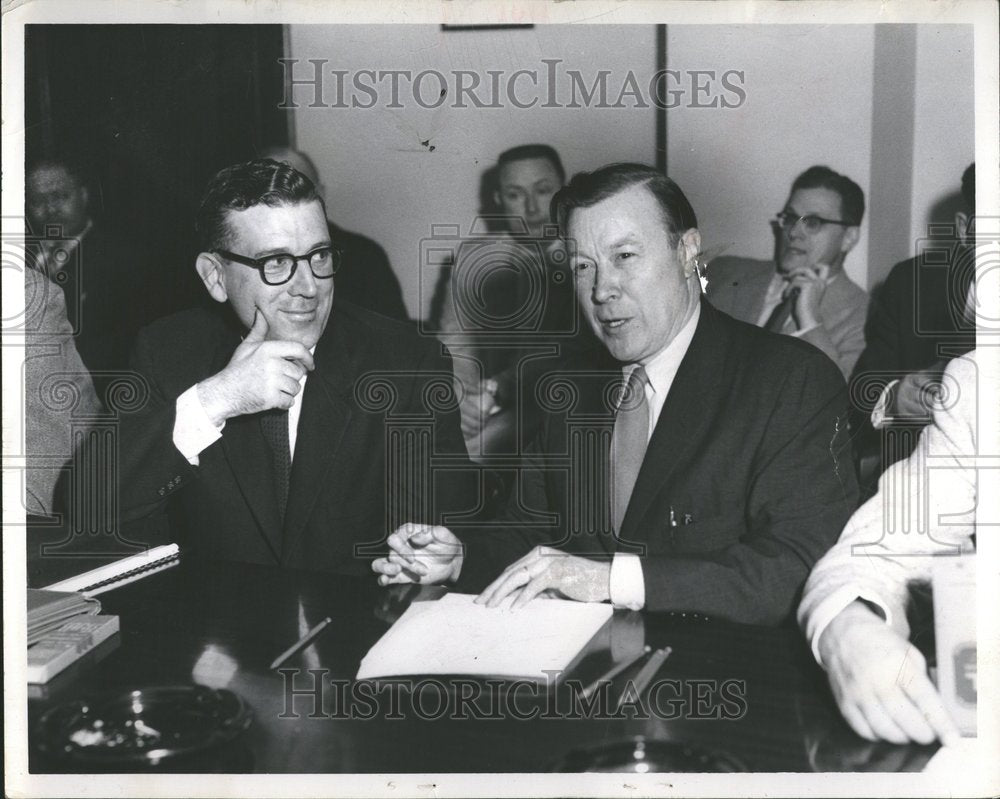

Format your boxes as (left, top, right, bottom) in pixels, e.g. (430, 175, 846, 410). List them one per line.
(790, 322, 821, 338)
(806, 585, 894, 667)
(173, 384, 224, 465)
(609, 553, 645, 610)
(870, 379, 900, 429)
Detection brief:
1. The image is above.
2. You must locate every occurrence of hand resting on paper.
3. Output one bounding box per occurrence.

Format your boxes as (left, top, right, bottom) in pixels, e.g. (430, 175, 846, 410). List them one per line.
(476, 546, 611, 610)
(372, 524, 464, 586)
(818, 600, 960, 746)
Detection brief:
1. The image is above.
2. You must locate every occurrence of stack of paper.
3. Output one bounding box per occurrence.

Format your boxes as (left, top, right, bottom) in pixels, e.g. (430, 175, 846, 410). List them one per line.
(357, 593, 613, 681)
(27, 589, 101, 646)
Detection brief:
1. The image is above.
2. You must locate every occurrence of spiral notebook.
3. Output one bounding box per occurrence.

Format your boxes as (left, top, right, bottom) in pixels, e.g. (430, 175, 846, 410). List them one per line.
(43, 544, 181, 596)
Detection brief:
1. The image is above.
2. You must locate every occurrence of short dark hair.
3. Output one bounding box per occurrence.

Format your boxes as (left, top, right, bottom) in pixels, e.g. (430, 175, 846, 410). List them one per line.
(196, 158, 324, 251)
(551, 162, 698, 245)
(961, 162, 975, 214)
(26, 154, 90, 191)
(497, 144, 566, 184)
(790, 166, 865, 226)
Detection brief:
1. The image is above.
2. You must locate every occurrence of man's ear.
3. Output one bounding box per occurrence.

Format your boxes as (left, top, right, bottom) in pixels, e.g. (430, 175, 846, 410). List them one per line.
(679, 228, 703, 277)
(840, 225, 861, 255)
(195, 252, 228, 304)
(955, 211, 972, 248)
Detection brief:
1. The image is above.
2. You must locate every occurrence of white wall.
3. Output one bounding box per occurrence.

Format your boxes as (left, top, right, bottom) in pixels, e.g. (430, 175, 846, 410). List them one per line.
(288, 24, 658, 320)
(665, 25, 875, 288)
(909, 25, 976, 249)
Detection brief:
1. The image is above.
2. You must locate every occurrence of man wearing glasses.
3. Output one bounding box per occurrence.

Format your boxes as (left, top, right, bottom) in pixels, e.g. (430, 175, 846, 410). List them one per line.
(113, 159, 471, 574)
(707, 165, 868, 379)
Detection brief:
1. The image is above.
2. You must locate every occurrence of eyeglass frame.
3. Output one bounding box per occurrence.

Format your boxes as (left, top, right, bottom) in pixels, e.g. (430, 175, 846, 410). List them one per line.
(213, 245, 341, 286)
(773, 211, 855, 235)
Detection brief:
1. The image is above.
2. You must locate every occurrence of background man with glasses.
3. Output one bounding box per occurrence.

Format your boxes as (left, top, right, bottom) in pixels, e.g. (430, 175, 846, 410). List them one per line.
(112, 159, 471, 574)
(707, 165, 869, 379)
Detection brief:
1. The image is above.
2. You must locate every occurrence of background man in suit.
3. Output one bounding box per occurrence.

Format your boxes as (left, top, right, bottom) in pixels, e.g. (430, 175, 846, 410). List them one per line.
(258, 145, 409, 321)
(707, 166, 869, 379)
(26, 156, 146, 395)
(799, 351, 980, 746)
(115, 159, 471, 575)
(437, 144, 596, 463)
(849, 164, 977, 494)
(374, 164, 857, 625)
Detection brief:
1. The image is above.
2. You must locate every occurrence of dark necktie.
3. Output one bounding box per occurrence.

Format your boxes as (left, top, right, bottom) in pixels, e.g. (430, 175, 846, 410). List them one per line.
(764, 286, 799, 333)
(612, 366, 649, 533)
(260, 409, 291, 524)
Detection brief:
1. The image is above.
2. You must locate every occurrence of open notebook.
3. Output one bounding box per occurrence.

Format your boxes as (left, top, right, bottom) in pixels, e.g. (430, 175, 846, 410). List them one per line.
(357, 593, 613, 681)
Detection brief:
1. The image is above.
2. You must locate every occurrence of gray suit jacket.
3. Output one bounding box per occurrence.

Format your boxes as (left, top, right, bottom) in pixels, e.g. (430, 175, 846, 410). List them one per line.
(24, 268, 102, 515)
(707, 256, 868, 379)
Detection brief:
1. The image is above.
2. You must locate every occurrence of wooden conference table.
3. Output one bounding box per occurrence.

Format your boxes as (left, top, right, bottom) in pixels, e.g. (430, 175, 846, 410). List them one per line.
(26, 550, 938, 773)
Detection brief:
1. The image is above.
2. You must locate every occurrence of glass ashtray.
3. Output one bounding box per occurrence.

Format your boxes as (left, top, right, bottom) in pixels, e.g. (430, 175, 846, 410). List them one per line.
(35, 685, 253, 768)
(554, 735, 746, 772)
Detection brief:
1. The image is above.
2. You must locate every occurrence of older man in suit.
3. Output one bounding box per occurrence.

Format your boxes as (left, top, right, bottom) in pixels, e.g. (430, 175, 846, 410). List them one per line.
(115, 159, 471, 575)
(707, 166, 869, 379)
(374, 163, 857, 625)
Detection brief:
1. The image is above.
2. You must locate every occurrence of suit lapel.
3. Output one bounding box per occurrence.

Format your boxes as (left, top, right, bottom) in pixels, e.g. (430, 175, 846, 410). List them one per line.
(223, 413, 284, 559)
(212, 325, 284, 561)
(617, 302, 730, 543)
(281, 316, 355, 563)
(736, 261, 775, 323)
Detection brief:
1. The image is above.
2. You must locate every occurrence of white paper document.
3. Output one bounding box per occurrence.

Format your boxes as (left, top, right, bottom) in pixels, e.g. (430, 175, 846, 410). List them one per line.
(357, 593, 614, 681)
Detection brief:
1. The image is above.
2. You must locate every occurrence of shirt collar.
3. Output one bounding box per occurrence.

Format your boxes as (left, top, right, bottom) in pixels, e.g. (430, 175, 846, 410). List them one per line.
(627, 302, 701, 395)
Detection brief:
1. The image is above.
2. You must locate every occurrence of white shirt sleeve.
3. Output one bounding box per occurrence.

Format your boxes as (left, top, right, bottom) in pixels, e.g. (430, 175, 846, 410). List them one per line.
(609, 553, 645, 610)
(870, 379, 900, 429)
(173, 385, 224, 465)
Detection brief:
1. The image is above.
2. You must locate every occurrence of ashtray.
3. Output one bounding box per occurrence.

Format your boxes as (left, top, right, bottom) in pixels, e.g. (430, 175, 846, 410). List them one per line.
(35, 685, 253, 769)
(554, 735, 746, 772)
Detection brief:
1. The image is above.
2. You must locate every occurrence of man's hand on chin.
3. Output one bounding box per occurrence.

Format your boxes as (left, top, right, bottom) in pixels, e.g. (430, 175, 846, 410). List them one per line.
(197, 308, 315, 425)
(476, 546, 611, 609)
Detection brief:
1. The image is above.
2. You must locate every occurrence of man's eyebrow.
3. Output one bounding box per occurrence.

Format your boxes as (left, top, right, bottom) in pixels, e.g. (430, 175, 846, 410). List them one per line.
(609, 234, 641, 248)
(250, 240, 332, 259)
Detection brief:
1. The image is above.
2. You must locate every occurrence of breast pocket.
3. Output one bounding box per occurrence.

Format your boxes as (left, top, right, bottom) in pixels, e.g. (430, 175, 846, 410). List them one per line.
(646, 509, 747, 557)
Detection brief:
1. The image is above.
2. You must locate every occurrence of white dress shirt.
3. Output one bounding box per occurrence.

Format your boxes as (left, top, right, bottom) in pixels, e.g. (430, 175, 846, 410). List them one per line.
(608, 303, 701, 610)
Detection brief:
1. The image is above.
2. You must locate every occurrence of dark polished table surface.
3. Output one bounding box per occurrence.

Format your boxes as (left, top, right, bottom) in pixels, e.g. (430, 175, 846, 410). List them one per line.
(26, 542, 937, 774)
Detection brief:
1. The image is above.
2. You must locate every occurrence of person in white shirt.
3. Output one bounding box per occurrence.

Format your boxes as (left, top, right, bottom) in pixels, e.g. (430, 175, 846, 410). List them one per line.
(798, 351, 982, 745)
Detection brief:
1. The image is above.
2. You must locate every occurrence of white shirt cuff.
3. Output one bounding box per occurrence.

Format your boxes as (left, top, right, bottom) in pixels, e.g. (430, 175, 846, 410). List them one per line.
(790, 322, 821, 338)
(807, 585, 894, 667)
(870, 379, 900, 429)
(173, 384, 224, 465)
(609, 553, 645, 610)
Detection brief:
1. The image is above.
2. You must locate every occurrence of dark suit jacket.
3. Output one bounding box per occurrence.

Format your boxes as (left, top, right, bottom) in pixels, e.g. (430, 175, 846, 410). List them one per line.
(40, 223, 151, 396)
(116, 300, 473, 575)
(847, 251, 975, 490)
(328, 222, 409, 321)
(457, 301, 858, 625)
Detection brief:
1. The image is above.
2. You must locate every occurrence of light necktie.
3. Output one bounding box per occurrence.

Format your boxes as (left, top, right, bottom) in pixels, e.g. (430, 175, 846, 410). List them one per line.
(260, 408, 291, 525)
(612, 365, 649, 533)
